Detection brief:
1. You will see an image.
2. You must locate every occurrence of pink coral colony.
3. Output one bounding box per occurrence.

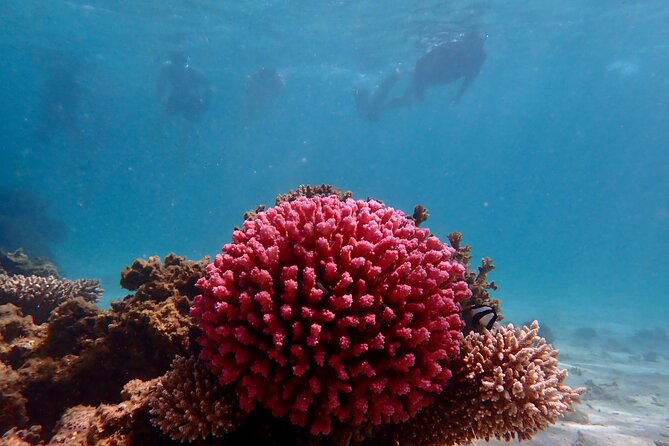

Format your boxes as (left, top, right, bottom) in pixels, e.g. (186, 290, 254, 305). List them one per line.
(191, 196, 472, 434)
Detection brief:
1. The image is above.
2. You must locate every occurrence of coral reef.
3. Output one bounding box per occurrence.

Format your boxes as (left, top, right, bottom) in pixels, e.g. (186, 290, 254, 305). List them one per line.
(0, 360, 28, 434)
(0, 274, 102, 324)
(47, 379, 160, 446)
(192, 196, 470, 434)
(0, 188, 583, 446)
(0, 249, 59, 278)
(0, 254, 209, 442)
(149, 356, 245, 441)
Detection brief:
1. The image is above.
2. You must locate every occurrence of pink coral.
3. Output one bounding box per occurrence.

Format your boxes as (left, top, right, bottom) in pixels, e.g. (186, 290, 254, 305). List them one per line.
(191, 196, 471, 434)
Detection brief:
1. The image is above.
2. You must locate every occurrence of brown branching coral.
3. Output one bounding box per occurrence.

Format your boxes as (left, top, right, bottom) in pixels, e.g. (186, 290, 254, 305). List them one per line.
(243, 184, 353, 223)
(397, 321, 585, 445)
(243, 204, 266, 221)
(448, 232, 501, 323)
(149, 356, 245, 442)
(411, 204, 430, 226)
(0, 274, 102, 324)
(274, 184, 352, 204)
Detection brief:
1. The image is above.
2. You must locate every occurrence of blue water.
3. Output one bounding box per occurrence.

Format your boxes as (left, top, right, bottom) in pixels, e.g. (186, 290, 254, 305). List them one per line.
(1, 0, 667, 329)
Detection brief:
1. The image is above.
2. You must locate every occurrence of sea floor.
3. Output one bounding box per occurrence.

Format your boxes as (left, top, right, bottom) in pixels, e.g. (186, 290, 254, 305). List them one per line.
(478, 319, 669, 446)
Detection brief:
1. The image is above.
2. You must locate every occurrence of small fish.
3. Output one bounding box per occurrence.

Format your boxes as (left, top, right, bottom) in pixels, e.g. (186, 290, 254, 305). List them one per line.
(468, 304, 498, 330)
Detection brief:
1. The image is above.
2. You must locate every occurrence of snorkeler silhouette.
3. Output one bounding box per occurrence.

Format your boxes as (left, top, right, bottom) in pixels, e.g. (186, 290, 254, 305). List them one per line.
(155, 51, 213, 156)
(157, 51, 213, 125)
(35, 54, 84, 144)
(241, 67, 285, 124)
(354, 31, 487, 121)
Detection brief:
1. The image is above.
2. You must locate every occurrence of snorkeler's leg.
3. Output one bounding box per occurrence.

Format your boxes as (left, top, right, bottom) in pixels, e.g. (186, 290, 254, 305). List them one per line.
(354, 69, 402, 122)
(386, 80, 424, 109)
(451, 76, 474, 105)
(369, 69, 401, 112)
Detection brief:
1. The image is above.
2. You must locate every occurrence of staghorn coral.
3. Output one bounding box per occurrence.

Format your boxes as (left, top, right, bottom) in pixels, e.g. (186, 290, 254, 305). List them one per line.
(397, 321, 585, 445)
(191, 196, 471, 435)
(448, 232, 501, 324)
(149, 356, 245, 442)
(0, 274, 102, 324)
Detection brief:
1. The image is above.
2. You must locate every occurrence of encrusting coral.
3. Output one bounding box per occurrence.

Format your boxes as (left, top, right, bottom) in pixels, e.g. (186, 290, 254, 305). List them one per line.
(0, 360, 28, 434)
(0, 186, 584, 446)
(0, 274, 102, 324)
(0, 304, 45, 368)
(47, 379, 161, 446)
(191, 196, 471, 435)
(149, 356, 245, 442)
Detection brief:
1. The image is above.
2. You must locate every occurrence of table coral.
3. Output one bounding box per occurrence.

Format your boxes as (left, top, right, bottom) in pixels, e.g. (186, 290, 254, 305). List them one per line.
(191, 196, 471, 434)
(0, 274, 102, 324)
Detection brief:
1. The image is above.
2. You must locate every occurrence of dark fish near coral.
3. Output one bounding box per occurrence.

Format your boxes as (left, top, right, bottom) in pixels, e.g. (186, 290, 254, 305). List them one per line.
(466, 304, 498, 330)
